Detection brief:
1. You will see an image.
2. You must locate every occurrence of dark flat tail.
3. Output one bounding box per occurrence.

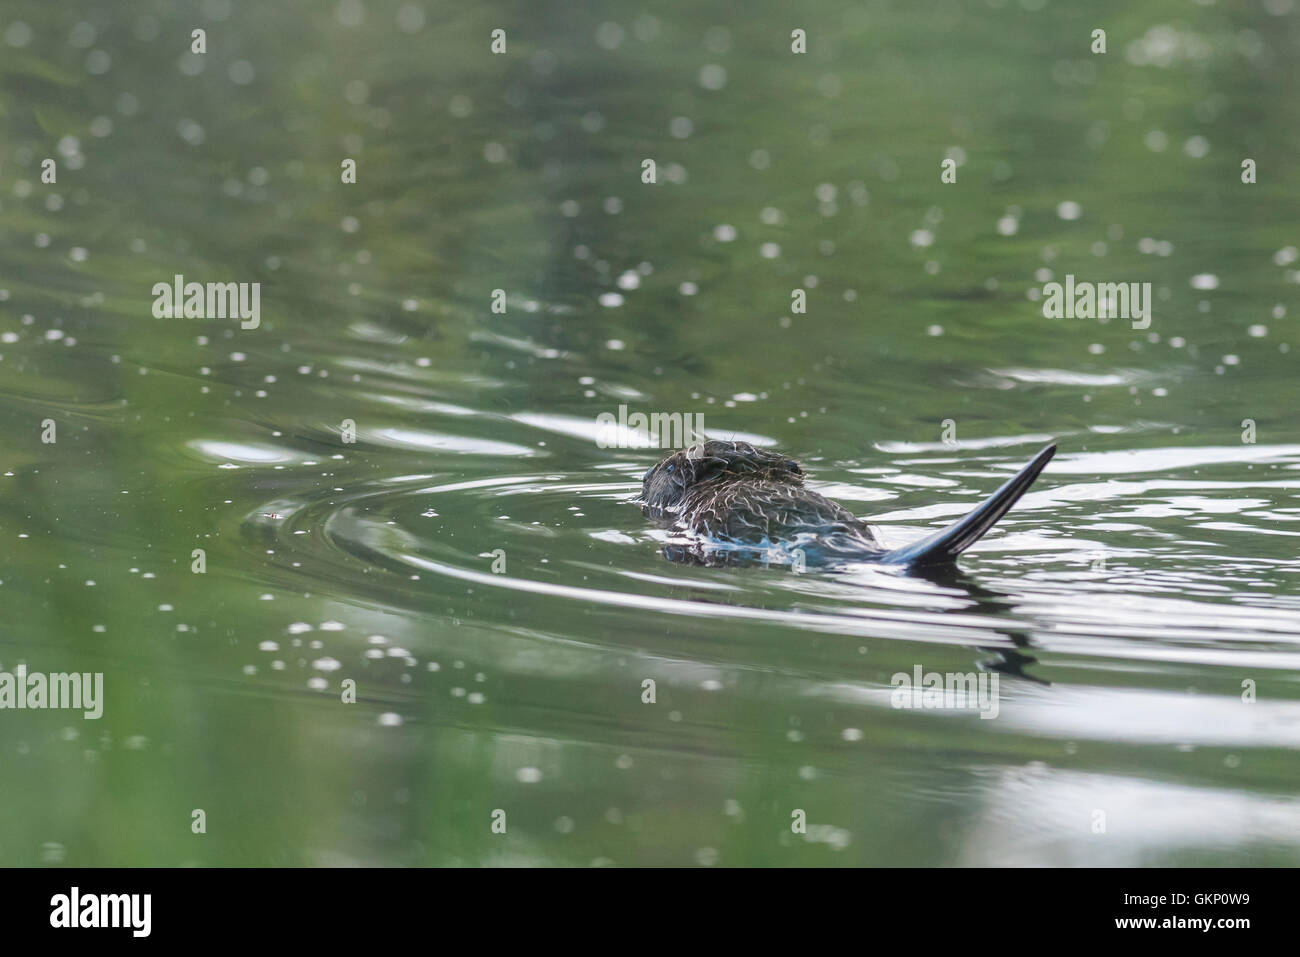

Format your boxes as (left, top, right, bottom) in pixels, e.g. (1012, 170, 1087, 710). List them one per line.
(881, 443, 1056, 567)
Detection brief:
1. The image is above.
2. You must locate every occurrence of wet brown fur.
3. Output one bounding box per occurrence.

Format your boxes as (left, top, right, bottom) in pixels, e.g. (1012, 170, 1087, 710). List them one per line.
(638, 440, 881, 558)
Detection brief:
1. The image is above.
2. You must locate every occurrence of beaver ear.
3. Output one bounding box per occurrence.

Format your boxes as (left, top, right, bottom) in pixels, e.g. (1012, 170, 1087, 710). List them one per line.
(687, 453, 733, 484)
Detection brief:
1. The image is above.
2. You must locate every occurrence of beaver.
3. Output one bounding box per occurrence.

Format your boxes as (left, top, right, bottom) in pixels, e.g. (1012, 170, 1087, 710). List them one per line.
(637, 440, 1056, 567)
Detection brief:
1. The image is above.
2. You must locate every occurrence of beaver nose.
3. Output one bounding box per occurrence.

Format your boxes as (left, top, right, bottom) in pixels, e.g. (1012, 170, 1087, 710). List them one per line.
(642, 466, 654, 481)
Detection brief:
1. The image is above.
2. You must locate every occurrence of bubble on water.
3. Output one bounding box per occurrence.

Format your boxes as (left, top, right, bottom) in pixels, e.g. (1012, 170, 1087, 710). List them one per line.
(713, 224, 737, 242)
(228, 60, 255, 85)
(598, 292, 624, 307)
(910, 229, 934, 248)
(85, 50, 112, 75)
(1190, 273, 1219, 290)
(595, 22, 624, 49)
(617, 270, 640, 290)
(760, 243, 780, 259)
(336, 0, 365, 27)
(5, 22, 33, 47)
(1145, 129, 1168, 152)
(842, 727, 864, 741)
(1183, 135, 1209, 158)
(699, 64, 726, 90)
(997, 215, 1018, 236)
(177, 119, 205, 146)
(1057, 200, 1082, 220)
(344, 79, 368, 105)
(678, 282, 698, 296)
(396, 3, 425, 33)
(669, 116, 693, 139)
(320, 621, 345, 631)
(516, 767, 543, 783)
(378, 712, 403, 727)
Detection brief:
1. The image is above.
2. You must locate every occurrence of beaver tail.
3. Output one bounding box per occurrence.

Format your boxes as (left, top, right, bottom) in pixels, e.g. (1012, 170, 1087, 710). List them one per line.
(880, 443, 1056, 567)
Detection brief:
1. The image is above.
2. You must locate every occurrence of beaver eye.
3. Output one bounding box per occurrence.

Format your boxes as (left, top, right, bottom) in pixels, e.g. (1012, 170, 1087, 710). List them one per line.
(666, 464, 675, 472)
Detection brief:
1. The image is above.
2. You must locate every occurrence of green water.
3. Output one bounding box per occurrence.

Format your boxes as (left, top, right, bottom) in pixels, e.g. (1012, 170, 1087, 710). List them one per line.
(1, 0, 1299, 866)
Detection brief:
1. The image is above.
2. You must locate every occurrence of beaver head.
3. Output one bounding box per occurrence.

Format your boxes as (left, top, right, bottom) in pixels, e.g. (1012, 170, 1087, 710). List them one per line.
(639, 440, 804, 512)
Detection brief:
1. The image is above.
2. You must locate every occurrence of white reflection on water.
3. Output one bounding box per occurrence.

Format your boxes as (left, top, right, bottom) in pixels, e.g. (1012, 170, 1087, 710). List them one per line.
(959, 768, 1300, 865)
(371, 428, 536, 456)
